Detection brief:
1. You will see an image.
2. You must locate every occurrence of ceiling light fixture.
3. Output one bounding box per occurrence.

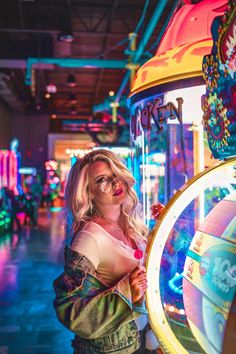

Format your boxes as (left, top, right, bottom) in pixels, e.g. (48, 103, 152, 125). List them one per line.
(57, 26, 74, 43)
(66, 74, 77, 87)
(46, 84, 57, 93)
(45, 93, 51, 99)
(36, 102, 41, 111)
(69, 105, 77, 115)
(68, 93, 77, 104)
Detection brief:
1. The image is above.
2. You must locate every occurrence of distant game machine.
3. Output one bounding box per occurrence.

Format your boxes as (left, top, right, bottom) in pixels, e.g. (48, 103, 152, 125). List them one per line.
(0, 149, 18, 193)
(144, 2, 236, 353)
(0, 149, 18, 233)
(19, 167, 37, 194)
(43, 159, 61, 207)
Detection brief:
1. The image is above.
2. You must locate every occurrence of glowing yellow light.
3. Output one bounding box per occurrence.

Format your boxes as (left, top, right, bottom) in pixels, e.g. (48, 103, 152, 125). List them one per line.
(65, 148, 93, 158)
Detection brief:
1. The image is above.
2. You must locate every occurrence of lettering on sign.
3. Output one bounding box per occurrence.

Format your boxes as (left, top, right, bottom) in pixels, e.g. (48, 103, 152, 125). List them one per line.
(131, 97, 183, 139)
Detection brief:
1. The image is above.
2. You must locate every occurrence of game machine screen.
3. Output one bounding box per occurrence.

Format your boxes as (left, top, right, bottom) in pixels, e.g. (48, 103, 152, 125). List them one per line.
(146, 158, 236, 354)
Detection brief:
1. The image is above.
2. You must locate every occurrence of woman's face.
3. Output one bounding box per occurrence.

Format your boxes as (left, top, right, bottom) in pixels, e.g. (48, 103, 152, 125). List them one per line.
(88, 161, 126, 207)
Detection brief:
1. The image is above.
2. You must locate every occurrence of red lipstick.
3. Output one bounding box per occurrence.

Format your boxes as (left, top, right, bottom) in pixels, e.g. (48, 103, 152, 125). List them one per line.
(113, 188, 123, 196)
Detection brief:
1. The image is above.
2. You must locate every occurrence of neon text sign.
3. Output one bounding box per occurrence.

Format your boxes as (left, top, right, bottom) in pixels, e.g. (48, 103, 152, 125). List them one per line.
(131, 97, 183, 139)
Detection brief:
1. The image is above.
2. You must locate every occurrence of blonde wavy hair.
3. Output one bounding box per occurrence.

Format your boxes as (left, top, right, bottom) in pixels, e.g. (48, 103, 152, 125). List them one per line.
(65, 149, 148, 242)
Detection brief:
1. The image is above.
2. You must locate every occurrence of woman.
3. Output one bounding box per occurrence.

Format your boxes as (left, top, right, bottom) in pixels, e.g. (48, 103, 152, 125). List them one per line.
(53, 149, 158, 353)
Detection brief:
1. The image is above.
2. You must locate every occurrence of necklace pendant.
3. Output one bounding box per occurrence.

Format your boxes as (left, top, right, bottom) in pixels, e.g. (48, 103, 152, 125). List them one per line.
(134, 249, 143, 260)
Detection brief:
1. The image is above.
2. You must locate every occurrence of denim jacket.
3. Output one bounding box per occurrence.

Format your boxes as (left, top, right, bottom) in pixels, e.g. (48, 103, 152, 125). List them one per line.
(53, 245, 147, 353)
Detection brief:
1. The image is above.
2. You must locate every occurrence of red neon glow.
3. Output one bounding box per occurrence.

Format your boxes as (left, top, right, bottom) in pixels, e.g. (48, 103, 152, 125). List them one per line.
(156, 0, 227, 56)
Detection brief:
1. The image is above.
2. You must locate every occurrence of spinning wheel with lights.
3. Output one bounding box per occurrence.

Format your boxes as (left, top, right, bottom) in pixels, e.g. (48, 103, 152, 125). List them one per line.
(146, 157, 236, 354)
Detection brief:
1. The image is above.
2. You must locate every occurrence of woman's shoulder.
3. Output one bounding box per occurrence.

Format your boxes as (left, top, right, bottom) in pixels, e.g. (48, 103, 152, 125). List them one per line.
(79, 219, 106, 236)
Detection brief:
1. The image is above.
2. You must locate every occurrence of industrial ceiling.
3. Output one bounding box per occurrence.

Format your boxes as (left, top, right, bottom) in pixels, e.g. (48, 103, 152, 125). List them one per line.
(0, 0, 178, 144)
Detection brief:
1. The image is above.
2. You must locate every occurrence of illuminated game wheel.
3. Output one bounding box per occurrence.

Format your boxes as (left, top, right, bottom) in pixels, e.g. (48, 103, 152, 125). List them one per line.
(146, 157, 236, 353)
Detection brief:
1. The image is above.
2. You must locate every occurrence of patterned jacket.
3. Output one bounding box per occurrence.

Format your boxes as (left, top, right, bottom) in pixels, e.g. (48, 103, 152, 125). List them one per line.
(53, 245, 147, 353)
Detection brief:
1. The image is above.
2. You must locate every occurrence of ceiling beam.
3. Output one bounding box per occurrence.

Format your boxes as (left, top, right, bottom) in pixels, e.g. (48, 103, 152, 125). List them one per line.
(25, 57, 128, 85)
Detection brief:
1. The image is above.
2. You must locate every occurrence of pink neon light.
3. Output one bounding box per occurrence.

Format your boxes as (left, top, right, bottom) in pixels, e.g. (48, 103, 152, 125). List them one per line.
(2, 150, 8, 188)
(9, 150, 13, 190)
(156, 0, 227, 56)
(8, 151, 18, 191)
(0, 150, 18, 191)
(0, 150, 2, 190)
(12, 153, 18, 194)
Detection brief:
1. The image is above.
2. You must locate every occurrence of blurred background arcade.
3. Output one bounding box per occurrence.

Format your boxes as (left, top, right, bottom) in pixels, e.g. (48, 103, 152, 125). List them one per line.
(0, 0, 235, 353)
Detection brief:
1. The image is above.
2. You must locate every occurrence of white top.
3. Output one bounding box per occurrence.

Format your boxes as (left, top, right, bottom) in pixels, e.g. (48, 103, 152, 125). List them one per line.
(71, 221, 148, 332)
(71, 221, 143, 286)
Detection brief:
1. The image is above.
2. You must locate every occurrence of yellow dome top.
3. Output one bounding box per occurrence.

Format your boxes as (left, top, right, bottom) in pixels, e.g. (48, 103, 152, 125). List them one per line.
(130, 39, 213, 96)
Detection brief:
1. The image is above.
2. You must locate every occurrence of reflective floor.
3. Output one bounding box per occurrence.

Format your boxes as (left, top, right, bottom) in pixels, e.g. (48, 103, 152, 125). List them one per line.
(0, 209, 73, 354)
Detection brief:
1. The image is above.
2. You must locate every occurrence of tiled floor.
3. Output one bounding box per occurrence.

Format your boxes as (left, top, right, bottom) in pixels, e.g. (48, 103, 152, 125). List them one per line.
(0, 209, 74, 354)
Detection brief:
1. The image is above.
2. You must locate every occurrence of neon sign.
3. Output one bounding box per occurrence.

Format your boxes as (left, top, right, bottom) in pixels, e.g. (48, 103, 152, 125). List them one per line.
(131, 97, 183, 139)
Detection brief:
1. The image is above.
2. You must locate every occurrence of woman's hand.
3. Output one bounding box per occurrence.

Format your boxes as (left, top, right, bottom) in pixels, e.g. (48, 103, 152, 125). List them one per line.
(129, 266, 147, 304)
(151, 202, 165, 220)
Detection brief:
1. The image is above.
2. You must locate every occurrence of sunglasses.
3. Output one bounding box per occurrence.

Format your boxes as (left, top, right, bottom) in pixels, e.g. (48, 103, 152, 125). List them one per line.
(95, 174, 123, 194)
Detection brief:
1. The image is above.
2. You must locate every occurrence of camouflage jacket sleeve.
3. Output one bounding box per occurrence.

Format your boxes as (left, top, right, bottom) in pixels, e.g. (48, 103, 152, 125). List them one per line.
(53, 245, 147, 339)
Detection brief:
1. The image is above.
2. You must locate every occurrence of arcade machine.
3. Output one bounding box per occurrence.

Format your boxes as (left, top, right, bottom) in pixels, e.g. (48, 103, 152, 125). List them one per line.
(19, 167, 37, 194)
(0, 149, 18, 193)
(43, 159, 61, 208)
(137, 1, 236, 353)
(146, 158, 235, 354)
(129, 0, 228, 228)
(0, 149, 18, 233)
